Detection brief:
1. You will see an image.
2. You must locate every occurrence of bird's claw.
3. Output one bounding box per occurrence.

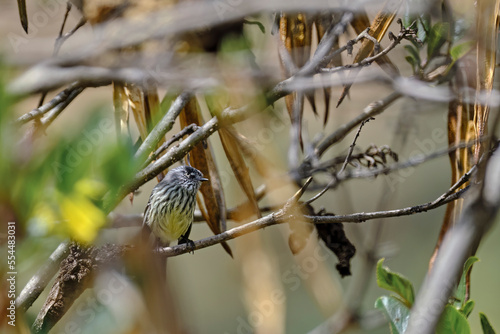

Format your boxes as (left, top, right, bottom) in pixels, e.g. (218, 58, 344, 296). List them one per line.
(179, 236, 196, 254)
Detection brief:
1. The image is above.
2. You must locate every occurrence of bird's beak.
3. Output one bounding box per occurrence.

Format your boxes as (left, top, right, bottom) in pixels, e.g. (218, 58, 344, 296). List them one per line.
(200, 177, 209, 182)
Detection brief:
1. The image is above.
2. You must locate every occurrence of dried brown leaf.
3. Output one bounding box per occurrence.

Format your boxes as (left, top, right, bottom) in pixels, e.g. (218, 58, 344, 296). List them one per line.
(315, 13, 344, 125)
(125, 84, 148, 139)
(279, 13, 314, 123)
(179, 99, 233, 257)
(112, 82, 129, 137)
(219, 127, 261, 219)
(225, 130, 274, 178)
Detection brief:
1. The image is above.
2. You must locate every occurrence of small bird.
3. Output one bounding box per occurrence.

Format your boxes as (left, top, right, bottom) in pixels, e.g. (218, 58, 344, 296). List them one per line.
(143, 165, 208, 249)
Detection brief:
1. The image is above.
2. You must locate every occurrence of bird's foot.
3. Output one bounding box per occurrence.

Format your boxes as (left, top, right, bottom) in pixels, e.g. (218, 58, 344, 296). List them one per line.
(178, 236, 196, 254)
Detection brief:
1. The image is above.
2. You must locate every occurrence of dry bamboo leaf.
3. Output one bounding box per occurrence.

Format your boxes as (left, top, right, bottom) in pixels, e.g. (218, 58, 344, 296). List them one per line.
(112, 82, 129, 137)
(350, 11, 372, 33)
(430, 56, 476, 271)
(179, 99, 233, 257)
(17, 0, 28, 33)
(288, 203, 315, 255)
(337, 0, 402, 107)
(125, 84, 148, 139)
(145, 87, 167, 180)
(350, 10, 400, 77)
(473, 0, 500, 162)
(225, 130, 274, 179)
(219, 127, 261, 219)
(279, 13, 315, 118)
(315, 13, 344, 125)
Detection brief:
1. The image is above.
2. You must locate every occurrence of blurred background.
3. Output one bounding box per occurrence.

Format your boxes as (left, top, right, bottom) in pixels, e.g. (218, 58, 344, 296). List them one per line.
(0, 0, 499, 333)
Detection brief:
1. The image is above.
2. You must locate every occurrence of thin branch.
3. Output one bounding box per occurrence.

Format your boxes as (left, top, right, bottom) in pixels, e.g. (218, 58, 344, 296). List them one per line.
(158, 185, 468, 258)
(431, 165, 476, 206)
(15, 83, 83, 125)
(37, 6, 86, 109)
(142, 123, 200, 168)
(321, 26, 411, 74)
(40, 87, 85, 127)
(305, 139, 489, 196)
(339, 117, 374, 174)
(305, 117, 375, 204)
(54, 17, 87, 56)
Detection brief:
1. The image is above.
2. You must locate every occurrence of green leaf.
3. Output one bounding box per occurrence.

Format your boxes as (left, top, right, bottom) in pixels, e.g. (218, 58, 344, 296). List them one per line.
(450, 41, 474, 62)
(376, 258, 415, 307)
(405, 45, 421, 63)
(479, 313, 497, 334)
(454, 256, 479, 308)
(404, 45, 421, 74)
(375, 295, 411, 334)
(427, 22, 450, 58)
(461, 300, 475, 318)
(436, 305, 471, 334)
(405, 56, 417, 74)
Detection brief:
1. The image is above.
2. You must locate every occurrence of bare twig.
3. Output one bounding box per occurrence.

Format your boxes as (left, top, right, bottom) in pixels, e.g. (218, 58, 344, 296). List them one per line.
(159, 185, 467, 258)
(37, 6, 86, 109)
(321, 25, 412, 74)
(303, 128, 386, 204)
(339, 117, 374, 174)
(40, 87, 85, 128)
(54, 17, 87, 56)
(15, 83, 83, 125)
(142, 123, 200, 168)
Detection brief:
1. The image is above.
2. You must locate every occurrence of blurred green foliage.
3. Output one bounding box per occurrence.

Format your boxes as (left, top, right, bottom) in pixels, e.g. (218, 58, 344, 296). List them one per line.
(0, 72, 139, 244)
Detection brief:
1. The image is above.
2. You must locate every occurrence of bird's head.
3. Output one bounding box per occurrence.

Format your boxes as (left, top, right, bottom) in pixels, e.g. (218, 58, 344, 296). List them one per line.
(165, 165, 208, 192)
